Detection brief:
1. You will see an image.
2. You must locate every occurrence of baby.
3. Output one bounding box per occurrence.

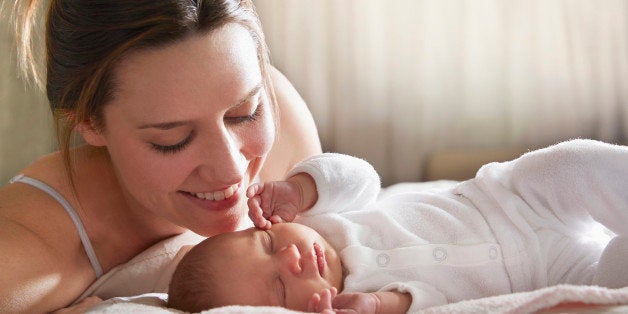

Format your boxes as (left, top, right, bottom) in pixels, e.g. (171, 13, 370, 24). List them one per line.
(168, 139, 628, 313)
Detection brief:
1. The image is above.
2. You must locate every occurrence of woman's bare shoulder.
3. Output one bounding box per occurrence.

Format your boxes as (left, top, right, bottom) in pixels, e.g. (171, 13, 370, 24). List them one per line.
(0, 153, 95, 312)
(261, 67, 322, 181)
(0, 215, 72, 311)
(0, 200, 92, 312)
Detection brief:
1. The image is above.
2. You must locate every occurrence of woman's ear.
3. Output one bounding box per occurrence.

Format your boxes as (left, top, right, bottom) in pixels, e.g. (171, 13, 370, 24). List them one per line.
(76, 119, 107, 146)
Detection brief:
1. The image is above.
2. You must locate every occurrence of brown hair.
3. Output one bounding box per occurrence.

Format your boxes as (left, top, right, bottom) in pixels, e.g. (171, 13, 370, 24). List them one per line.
(168, 237, 224, 312)
(8, 0, 276, 184)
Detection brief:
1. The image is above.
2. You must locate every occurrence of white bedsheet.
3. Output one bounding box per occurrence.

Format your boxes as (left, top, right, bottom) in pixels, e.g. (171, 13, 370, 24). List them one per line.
(81, 179, 628, 313)
(86, 285, 628, 313)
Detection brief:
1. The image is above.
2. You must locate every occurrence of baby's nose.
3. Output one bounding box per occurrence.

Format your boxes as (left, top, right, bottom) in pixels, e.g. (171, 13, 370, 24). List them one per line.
(279, 244, 302, 275)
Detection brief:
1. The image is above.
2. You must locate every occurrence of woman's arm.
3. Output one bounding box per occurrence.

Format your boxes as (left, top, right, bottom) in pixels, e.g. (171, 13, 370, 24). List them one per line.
(0, 180, 96, 313)
(0, 217, 89, 312)
(259, 67, 322, 181)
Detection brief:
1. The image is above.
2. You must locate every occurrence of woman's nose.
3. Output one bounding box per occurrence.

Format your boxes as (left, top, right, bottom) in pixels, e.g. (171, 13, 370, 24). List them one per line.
(197, 128, 247, 182)
(278, 244, 302, 275)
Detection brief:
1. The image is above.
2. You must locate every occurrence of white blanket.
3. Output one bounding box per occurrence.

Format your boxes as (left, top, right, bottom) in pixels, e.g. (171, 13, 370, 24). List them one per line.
(83, 195, 628, 313)
(87, 285, 628, 313)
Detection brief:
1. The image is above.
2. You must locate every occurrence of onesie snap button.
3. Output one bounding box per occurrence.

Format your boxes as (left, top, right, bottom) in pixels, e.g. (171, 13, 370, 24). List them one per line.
(433, 247, 447, 262)
(489, 246, 499, 260)
(376, 253, 390, 267)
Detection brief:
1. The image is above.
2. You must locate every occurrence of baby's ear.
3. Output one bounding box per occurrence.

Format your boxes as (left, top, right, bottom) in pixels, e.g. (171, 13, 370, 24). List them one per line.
(75, 118, 107, 146)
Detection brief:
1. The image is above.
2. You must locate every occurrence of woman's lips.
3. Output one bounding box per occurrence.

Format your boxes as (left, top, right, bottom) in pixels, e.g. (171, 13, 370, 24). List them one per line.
(192, 183, 240, 201)
(180, 184, 242, 211)
(313, 242, 326, 277)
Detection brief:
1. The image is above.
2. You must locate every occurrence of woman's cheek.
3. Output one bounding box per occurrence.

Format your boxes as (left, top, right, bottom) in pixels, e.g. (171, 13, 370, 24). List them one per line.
(135, 150, 193, 189)
(253, 111, 276, 156)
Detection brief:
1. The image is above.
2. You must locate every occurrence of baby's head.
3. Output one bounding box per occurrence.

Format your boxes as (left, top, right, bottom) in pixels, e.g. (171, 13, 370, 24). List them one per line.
(168, 222, 343, 312)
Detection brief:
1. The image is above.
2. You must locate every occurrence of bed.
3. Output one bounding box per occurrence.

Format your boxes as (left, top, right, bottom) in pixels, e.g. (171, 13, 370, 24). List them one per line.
(79, 176, 628, 313)
(81, 231, 628, 313)
(82, 224, 628, 313)
(87, 286, 628, 313)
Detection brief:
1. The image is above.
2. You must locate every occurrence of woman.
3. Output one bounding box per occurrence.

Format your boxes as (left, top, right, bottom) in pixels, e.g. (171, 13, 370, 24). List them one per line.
(0, 0, 321, 312)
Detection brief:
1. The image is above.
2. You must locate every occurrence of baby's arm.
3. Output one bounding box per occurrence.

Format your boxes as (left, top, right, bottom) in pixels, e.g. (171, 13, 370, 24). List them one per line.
(248, 153, 381, 227)
(286, 153, 381, 215)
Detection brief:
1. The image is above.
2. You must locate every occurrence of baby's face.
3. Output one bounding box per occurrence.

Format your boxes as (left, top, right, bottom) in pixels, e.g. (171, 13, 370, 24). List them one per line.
(207, 223, 343, 311)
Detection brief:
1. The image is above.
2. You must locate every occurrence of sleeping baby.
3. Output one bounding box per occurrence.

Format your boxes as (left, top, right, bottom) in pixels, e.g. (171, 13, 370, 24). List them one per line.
(167, 139, 628, 313)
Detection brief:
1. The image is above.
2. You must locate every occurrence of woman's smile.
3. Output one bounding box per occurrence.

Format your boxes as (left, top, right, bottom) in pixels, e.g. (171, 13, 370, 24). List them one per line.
(179, 184, 243, 211)
(191, 182, 241, 201)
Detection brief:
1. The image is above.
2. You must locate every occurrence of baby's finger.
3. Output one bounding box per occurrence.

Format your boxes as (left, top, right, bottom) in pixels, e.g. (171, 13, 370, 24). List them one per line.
(330, 287, 338, 299)
(318, 289, 333, 308)
(307, 293, 321, 312)
(248, 197, 271, 229)
(247, 196, 261, 218)
(269, 215, 285, 224)
(246, 183, 264, 198)
(260, 220, 272, 230)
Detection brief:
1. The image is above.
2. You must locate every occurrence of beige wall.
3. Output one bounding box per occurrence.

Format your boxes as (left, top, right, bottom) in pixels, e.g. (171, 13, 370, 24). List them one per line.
(255, 0, 628, 185)
(0, 24, 55, 184)
(2, 2, 627, 186)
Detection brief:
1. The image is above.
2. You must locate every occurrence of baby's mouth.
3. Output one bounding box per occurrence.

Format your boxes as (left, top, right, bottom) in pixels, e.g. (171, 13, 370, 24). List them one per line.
(189, 183, 240, 201)
(313, 243, 325, 277)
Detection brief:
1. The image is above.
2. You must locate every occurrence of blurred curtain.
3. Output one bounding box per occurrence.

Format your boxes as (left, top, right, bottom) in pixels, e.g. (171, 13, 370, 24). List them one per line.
(254, 0, 628, 185)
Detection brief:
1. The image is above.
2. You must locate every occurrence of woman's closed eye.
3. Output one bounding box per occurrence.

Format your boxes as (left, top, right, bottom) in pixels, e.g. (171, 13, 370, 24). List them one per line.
(225, 102, 263, 125)
(150, 132, 195, 154)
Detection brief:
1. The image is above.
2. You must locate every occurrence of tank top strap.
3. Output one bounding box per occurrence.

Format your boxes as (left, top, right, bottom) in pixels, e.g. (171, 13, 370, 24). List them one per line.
(9, 174, 104, 278)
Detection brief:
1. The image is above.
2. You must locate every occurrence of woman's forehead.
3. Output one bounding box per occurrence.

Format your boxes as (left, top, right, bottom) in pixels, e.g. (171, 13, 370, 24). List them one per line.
(109, 24, 261, 115)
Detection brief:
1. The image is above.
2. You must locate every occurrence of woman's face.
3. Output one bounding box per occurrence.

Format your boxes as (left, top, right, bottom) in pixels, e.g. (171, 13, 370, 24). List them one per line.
(93, 24, 275, 236)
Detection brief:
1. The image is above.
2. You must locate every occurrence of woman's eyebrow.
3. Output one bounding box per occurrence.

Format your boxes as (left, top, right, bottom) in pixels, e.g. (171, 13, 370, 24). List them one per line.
(233, 82, 263, 108)
(138, 120, 191, 130)
(138, 82, 263, 130)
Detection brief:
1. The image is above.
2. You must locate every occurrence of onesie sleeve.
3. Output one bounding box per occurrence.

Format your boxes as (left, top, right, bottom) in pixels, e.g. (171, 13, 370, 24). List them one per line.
(286, 153, 381, 215)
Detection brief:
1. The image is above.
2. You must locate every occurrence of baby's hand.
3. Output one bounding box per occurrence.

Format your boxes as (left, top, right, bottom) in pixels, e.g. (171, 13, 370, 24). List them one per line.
(329, 292, 378, 314)
(307, 289, 378, 314)
(307, 287, 337, 313)
(246, 181, 302, 229)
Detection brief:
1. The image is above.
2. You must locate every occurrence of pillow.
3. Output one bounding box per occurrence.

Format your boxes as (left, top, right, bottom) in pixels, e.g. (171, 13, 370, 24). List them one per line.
(76, 231, 205, 302)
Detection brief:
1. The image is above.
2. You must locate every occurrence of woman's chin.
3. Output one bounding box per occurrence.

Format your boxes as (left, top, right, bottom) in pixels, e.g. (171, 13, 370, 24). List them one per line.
(191, 213, 242, 237)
